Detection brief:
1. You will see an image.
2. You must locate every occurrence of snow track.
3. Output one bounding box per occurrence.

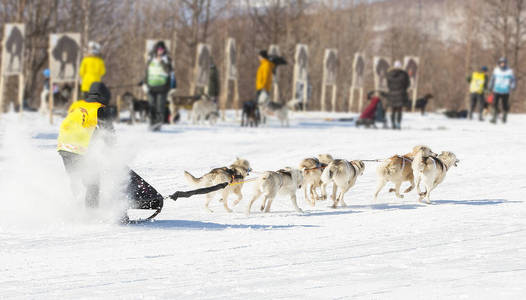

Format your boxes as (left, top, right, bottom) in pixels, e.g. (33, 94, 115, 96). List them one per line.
(1, 112, 525, 299)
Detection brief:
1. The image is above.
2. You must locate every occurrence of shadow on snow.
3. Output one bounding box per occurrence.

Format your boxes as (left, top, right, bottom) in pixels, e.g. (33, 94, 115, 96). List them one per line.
(131, 219, 318, 230)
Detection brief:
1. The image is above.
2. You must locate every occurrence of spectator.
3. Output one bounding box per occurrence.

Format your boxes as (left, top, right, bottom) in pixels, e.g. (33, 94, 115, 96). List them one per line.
(356, 91, 387, 128)
(255, 50, 275, 102)
(144, 41, 173, 131)
(79, 41, 106, 99)
(467, 66, 488, 121)
(208, 62, 220, 103)
(488, 57, 515, 124)
(386, 60, 410, 129)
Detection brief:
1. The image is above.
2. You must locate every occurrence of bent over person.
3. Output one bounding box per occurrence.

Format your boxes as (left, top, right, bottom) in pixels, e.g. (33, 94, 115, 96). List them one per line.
(57, 82, 114, 208)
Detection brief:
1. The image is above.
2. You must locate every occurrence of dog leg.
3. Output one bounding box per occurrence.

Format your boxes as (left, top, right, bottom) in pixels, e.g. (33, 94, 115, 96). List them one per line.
(221, 189, 233, 213)
(393, 182, 404, 199)
(290, 194, 303, 213)
(303, 185, 312, 207)
(320, 182, 328, 200)
(232, 185, 243, 206)
(338, 185, 351, 207)
(331, 184, 338, 204)
(403, 179, 415, 193)
(205, 193, 214, 213)
(373, 179, 387, 201)
(246, 190, 262, 215)
(263, 195, 274, 213)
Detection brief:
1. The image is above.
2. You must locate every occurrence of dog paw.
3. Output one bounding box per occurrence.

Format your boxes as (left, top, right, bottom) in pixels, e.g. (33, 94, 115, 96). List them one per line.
(260, 206, 265, 211)
(397, 194, 404, 199)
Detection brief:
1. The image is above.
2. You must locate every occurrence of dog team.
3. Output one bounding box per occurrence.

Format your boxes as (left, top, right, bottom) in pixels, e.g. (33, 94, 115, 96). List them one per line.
(183, 145, 459, 215)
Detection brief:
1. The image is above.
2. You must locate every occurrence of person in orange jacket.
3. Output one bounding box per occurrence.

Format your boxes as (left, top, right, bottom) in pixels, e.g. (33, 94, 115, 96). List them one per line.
(57, 82, 114, 208)
(255, 50, 275, 102)
(79, 41, 106, 99)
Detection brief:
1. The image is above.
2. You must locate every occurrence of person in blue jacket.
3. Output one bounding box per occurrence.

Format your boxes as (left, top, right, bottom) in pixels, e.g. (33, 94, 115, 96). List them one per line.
(488, 57, 516, 123)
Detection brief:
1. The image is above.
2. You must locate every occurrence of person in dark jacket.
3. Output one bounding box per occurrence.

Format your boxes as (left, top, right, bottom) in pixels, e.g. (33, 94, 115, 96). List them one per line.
(386, 60, 410, 129)
(208, 62, 220, 103)
(57, 82, 114, 208)
(145, 41, 172, 131)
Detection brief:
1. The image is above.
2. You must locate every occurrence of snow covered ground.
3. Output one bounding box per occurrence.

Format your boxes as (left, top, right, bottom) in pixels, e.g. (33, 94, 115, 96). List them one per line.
(1, 110, 525, 299)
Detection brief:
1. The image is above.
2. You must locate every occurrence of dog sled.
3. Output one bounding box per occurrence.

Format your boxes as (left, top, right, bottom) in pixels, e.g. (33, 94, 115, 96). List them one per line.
(125, 169, 228, 223)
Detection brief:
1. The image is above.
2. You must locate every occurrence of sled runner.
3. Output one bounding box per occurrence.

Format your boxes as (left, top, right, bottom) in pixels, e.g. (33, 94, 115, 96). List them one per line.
(125, 169, 229, 223)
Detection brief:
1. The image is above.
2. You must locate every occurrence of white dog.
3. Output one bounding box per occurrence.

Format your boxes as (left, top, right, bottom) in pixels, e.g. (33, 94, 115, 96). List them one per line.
(258, 91, 300, 127)
(184, 158, 251, 212)
(321, 159, 365, 208)
(299, 154, 334, 206)
(246, 167, 303, 215)
(191, 95, 218, 125)
(373, 145, 436, 201)
(412, 150, 459, 204)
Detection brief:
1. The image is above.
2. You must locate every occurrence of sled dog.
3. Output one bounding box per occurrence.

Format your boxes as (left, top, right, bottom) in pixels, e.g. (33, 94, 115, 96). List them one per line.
(299, 154, 334, 206)
(321, 159, 365, 208)
(184, 158, 251, 212)
(374, 145, 437, 201)
(121, 91, 149, 123)
(412, 150, 459, 204)
(191, 95, 219, 125)
(246, 167, 303, 215)
(258, 91, 300, 127)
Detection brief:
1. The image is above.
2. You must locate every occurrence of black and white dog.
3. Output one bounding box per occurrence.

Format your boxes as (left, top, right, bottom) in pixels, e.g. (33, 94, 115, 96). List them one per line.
(121, 91, 150, 123)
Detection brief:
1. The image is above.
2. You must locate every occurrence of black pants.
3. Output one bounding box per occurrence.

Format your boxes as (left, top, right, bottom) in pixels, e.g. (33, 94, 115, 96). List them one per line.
(391, 107, 402, 129)
(59, 150, 99, 208)
(492, 93, 510, 123)
(148, 91, 168, 127)
(469, 93, 485, 120)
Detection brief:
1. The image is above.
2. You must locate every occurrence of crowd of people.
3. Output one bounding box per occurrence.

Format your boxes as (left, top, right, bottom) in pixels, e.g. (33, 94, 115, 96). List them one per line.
(355, 57, 516, 129)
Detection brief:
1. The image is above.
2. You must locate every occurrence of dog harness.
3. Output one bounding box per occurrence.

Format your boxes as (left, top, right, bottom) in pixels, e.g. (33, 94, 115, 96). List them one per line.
(396, 155, 413, 170)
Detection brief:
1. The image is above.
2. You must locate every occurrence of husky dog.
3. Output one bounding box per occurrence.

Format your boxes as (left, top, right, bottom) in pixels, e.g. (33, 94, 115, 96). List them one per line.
(121, 91, 149, 123)
(299, 154, 334, 206)
(191, 94, 218, 125)
(184, 158, 251, 212)
(241, 99, 260, 127)
(412, 151, 459, 204)
(374, 145, 437, 201)
(321, 159, 365, 208)
(246, 167, 303, 215)
(257, 91, 300, 127)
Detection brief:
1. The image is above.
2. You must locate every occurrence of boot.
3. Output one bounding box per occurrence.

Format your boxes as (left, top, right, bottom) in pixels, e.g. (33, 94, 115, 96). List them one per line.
(502, 112, 508, 123)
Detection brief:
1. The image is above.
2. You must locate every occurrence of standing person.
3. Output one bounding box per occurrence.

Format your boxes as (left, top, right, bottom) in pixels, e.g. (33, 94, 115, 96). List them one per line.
(386, 60, 410, 130)
(488, 57, 516, 123)
(57, 82, 114, 209)
(467, 66, 488, 121)
(208, 62, 220, 103)
(145, 41, 172, 131)
(255, 50, 275, 102)
(79, 41, 106, 100)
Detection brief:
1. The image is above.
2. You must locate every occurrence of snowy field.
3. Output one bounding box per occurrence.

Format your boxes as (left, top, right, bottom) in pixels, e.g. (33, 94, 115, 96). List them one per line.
(1, 110, 525, 299)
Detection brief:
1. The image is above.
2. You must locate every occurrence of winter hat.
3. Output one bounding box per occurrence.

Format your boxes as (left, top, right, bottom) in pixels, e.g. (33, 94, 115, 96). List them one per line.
(88, 41, 101, 54)
(481, 66, 488, 72)
(393, 60, 402, 68)
(259, 50, 269, 59)
(86, 82, 111, 106)
(498, 57, 507, 64)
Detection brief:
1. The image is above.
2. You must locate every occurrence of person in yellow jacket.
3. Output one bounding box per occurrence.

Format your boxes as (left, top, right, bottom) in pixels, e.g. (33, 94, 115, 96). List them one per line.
(79, 41, 106, 99)
(255, 50, 275, 102)
(57, 82, 114, 208)
(467, 66, 488, 121)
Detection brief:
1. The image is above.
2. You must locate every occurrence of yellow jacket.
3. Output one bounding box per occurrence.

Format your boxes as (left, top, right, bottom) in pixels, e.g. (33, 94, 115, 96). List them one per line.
(57, 100, 103, 155)
(256, 58, 274, 92)
(79, 56, 106, 93)
(469, 71, 486, 94)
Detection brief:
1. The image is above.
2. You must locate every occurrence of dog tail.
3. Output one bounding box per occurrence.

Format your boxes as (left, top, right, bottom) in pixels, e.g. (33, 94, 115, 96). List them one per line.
(184, 171, 202, 186)
(321, 162, 335, 183)
(412, 150, 426, 174)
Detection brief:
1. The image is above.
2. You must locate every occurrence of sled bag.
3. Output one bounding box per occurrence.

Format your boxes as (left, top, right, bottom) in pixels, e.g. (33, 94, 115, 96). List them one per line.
(126, 170, 164, 210)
